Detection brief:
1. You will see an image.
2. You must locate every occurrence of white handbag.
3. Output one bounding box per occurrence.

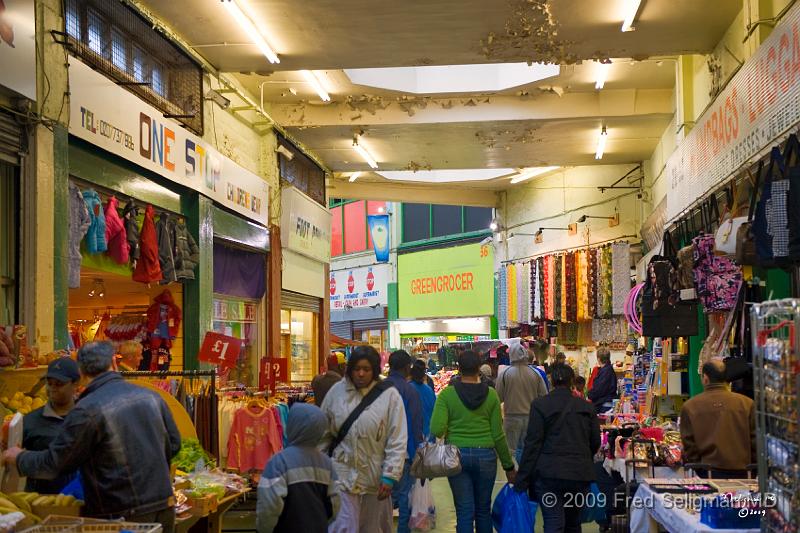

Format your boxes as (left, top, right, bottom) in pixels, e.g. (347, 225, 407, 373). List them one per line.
(410, 439, 462, 479)
(714, 216, 747, 255)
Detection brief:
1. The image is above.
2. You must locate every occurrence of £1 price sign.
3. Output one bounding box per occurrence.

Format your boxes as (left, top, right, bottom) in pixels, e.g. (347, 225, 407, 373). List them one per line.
(198, 332, 242, 370)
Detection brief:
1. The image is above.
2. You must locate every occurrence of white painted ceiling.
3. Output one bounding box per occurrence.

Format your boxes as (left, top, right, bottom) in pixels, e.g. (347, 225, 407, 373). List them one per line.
(139, 0, 741, 191)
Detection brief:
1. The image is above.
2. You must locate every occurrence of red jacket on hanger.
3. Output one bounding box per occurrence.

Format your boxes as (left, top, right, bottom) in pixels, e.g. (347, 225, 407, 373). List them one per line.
(105, 196, 129, 265)
(133, 205, 163, 283)
(146, 289, 181, 338)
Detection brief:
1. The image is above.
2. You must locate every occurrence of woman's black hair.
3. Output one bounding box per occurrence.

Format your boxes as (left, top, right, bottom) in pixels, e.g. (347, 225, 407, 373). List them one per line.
(410, 359, 427, 383)
(346, 345, 381, 383)
(550, 363, 575, 388)
(458, 350, 482, 376)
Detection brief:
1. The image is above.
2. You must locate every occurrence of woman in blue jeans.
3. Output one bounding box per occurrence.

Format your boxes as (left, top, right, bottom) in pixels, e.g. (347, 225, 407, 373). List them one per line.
(431, 350, 516, 533)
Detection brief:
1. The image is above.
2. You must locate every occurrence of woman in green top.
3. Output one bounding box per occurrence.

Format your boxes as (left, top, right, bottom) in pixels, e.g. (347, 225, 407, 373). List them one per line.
(430, 350, 516, 533)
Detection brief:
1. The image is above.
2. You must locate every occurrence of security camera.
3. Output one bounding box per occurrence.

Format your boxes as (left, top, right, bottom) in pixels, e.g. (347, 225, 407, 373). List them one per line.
(276, 145, 294, 160)
(204, 89, 231, 110)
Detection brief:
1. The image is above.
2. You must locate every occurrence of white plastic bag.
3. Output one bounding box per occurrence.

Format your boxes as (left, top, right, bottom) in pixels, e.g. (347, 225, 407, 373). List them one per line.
(409, 479, 436, 531)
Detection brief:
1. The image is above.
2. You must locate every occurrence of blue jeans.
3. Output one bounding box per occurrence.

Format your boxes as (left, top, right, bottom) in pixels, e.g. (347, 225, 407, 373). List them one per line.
(535, 478, 589, 533)
(447, 447, 497, 533)
(392, 459, 413, 533)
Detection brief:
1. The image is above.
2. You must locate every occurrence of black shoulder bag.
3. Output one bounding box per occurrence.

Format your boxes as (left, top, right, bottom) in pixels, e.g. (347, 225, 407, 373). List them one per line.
(327, 380, 392, 457)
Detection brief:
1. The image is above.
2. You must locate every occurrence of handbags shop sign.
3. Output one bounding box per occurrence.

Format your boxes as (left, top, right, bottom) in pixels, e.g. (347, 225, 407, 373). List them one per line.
(398, 243, 494, 319)
(68, 58, 268, 225)
(330, 264, 389, 310)
(280, 186, 331, 263)
(666, 0, 800, 221)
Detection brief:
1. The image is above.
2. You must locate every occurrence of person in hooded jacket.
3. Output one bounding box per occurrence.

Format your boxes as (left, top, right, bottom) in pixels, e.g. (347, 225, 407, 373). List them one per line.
(257, 403, 339, 533)
(430, 350, 516, 533)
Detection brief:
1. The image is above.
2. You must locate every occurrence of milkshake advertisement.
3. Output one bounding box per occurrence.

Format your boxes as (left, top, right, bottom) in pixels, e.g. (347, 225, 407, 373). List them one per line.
(368, 214, 390, 263)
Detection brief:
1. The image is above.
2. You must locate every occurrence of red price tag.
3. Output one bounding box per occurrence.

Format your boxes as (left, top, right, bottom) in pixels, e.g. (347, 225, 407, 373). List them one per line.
(198, 332, 242, 370)
(262, 358, 288, 391)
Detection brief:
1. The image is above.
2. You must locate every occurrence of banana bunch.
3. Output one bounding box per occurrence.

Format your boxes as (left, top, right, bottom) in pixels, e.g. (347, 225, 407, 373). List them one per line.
(0, 492, 41, 526)
(30, 494, 82, 507)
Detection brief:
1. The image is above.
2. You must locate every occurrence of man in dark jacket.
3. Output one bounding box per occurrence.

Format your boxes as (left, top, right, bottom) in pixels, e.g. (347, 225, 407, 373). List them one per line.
(311, 353, 345, 406)
(588, 347, 618, 414)
(22, 358, 81, 494)
(515, 363, 601, 533)
(386, 350, 424, 533)
(4, 342, 181, 532)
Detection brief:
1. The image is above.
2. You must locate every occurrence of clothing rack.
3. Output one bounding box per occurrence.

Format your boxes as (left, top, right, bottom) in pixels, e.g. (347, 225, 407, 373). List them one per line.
(69, 177, 184, 221)
(501, 235, 638, 265)
(119, 369, 216, 395)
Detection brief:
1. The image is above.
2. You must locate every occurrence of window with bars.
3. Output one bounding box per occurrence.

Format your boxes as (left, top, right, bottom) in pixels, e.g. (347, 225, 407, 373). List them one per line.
(401, 203, 493, 244)
(63, 0, 203, 134)
(277, 135, 326, 206)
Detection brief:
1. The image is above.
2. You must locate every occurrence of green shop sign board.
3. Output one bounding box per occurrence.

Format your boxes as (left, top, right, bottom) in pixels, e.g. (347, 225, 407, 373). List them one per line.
(398, 243, 494, 319)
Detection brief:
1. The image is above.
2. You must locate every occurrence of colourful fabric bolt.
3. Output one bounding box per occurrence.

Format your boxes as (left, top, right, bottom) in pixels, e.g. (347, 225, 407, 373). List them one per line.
(611, 242, 630, 315)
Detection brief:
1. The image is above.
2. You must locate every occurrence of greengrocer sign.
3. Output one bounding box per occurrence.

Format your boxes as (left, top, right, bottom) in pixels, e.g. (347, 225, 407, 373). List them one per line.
(398, 243, 494, 319)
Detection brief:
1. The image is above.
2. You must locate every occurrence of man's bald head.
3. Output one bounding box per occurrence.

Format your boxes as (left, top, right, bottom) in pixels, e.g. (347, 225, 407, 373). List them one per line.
(702, 359, 726, 384)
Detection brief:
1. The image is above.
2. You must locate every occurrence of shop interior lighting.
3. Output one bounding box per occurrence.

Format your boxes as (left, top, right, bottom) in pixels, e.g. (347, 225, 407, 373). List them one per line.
(595, 62, 610, 89)
(621, 0, 643, 32)
(348, 172, 362, 183)
(301, 70, 331, 102)
(222, 0, 280, 64)
(353, 137, 379, 169)
(377, 206, 386, 214)
(87, 279, 105, 299)
(577, 213, 620, 227)
(595, 126, 608, 160)
(509, 166, 560, 184)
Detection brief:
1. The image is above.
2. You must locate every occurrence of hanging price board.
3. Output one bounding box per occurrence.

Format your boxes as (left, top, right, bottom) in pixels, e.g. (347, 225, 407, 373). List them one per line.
(261, 358, 288, 391)
(198, 332, 242, 370)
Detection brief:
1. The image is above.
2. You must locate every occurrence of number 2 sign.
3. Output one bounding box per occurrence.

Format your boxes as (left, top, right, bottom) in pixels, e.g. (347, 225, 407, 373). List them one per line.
(198, 332, 242, 370)
(260, 357, 288, 391)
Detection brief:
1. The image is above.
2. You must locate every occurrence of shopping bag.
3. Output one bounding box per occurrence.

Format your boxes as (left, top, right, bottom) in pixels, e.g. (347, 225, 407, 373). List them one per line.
(580, 482, 607, 524)
(491, 484, 537, 533)
(410, 439, 461, 479)
(409, 479, 436, 531)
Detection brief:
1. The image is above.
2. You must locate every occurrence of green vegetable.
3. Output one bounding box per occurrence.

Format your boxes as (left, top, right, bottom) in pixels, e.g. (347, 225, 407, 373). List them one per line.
(171, 438, 213, 472)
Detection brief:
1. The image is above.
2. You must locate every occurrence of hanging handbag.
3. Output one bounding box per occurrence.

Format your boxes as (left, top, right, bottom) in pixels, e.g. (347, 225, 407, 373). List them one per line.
(715, 182, 747, 256)
(676, 220, 695, 290)
(753, 146, 784, 264)
(410, 439, 462, 479)
(692, 234, 743, 312)
(736, 161, 763, 265)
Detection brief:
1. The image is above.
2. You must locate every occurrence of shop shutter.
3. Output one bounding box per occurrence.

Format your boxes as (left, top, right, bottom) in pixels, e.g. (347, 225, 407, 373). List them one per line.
(281, 290, 321, 313)
(330, 321, 353, 340)
(0, 112, 23, 165)
(351, 318, 388, 331)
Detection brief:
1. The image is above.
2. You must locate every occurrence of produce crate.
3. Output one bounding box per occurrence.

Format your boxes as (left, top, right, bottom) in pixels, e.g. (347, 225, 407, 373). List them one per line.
(186, 494, 217, 516)
(31, 503, 82, 519)
(18, 515, 162, 532)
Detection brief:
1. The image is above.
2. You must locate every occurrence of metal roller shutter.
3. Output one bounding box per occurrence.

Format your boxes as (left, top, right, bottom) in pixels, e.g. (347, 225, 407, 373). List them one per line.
(0, 112, 23, 165)
(329, 321, 353, 340)
(351, 318, 388, 331)
(281, 290, 321, 313)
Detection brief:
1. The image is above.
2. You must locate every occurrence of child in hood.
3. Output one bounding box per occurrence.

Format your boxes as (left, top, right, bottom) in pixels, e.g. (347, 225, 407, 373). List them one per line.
(257, 403, 339, 533)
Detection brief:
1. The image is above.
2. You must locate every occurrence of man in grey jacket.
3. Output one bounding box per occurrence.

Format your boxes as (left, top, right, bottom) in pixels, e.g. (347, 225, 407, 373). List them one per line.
(496, 342, 548, 463)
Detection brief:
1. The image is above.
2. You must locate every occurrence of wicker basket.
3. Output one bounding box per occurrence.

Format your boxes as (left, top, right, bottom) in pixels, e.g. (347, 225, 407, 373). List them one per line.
(18, 515, 162, 533)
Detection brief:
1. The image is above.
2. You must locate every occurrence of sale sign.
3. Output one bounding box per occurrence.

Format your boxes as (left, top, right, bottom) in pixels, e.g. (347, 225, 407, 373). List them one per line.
(198, 332, 242, 370)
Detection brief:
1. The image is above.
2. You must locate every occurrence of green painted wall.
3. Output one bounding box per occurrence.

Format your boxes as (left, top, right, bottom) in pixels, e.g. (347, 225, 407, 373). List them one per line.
(183, 195, 214, 370)
(53, 125, 70, 349)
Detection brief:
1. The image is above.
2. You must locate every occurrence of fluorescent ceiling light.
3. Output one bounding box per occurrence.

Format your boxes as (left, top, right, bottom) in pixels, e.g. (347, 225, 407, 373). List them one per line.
(595, 62, 610, 90)
(621, 0, 643, 32)
(378, 169, 515, 183)
(301, 70, 330, 102)
(222, 0, 280, 64)
(344, 63, 560, 94)
(353, 138, 378, 169)
(510, 166, 560, 184)
(595, 127, 608, 160)
(348, 172, 362, 182)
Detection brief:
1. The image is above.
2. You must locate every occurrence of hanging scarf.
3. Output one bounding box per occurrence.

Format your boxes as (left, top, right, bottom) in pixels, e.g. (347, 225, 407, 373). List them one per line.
(611, 242, 631, 316)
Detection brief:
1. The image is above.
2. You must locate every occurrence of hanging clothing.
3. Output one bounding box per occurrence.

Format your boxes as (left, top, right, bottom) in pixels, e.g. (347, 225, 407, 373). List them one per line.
(498, 268, 508, 329)
(156, 213, 177, 284)
(123, 200, 140, 267)
(227, 404, 283, 473)
(565, 252, 577, 323)
(104, 196, 128, 264)
(133, 205, 163, 283)
(171, 219, 199, 281)
(146, 289, 181, 340)
(507, 264, 517, 326)
(611, 243, 630, 315)
(68, 183, 91, 289)
(82, 189, 107, 254)
(588, 248, 598, 319)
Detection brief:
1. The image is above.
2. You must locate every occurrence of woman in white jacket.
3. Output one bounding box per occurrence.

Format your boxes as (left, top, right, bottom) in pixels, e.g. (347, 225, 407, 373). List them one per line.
(320, 345, 408, 533)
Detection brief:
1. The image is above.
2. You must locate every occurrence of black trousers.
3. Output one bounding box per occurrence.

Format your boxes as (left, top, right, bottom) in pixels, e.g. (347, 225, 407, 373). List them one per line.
(125, 507, 176, 533)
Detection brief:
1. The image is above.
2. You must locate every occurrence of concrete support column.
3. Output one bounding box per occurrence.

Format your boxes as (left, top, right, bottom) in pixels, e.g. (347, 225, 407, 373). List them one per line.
(675, 55, 696, 137)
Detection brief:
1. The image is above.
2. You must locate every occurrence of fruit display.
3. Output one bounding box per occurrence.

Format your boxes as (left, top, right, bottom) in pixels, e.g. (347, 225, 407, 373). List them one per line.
(0, 491, 83, 523)
(171, 438, 213, 473)
(0, 391, 46, 416)
(0, 330, 14, 368)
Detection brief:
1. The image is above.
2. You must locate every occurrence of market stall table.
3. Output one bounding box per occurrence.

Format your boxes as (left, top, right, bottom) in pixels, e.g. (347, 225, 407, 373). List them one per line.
(629, 480, 760, 533)
(180, 489, 249, 533)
